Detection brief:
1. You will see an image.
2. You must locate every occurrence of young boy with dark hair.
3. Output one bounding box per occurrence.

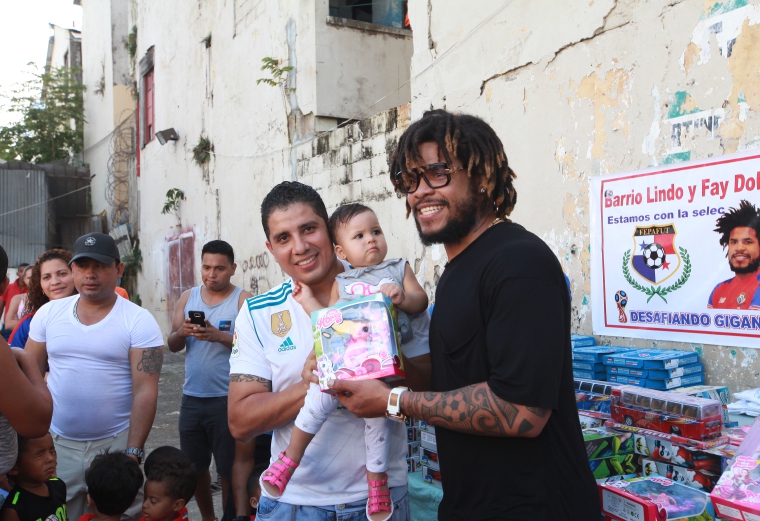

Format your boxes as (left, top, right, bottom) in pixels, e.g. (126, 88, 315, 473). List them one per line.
(246, 465, 265, 518)
(141, 450, 197, 521)
(79, 450, 144, 521)
(0, 434, 65, 521)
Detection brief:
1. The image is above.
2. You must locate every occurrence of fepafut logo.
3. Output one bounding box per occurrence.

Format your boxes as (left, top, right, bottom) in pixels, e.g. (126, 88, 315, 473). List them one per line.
(621, 224, 691, 304)
(316, 308, 343, 330)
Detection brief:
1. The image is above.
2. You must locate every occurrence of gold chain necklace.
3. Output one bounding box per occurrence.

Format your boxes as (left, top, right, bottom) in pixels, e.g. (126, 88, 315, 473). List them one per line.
(490, 217, 506, 228)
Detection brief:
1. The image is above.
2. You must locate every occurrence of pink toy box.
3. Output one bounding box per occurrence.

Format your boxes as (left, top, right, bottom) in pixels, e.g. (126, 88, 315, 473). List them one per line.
(312, 294, 405, 392)
(600, 476, 713, 521)
(710, 418, 760, 521)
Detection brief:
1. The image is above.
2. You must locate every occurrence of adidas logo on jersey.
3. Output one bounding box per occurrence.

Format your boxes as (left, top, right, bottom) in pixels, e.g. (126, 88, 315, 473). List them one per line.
(278, 337, 296, 352)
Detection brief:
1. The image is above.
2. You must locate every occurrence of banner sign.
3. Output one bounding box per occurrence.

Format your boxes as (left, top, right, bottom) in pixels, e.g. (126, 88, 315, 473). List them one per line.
(590, 151, 760, 348)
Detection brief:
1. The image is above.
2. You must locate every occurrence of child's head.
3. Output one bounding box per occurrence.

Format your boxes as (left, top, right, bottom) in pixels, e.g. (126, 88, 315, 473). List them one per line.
(247, 464, 266, 511)
(142, 454, 197, 521)
(10, 433, 56, 485)
(85, 450, 144, 517)
(328, 204, 387, 268)
(144, 446, 188, 476)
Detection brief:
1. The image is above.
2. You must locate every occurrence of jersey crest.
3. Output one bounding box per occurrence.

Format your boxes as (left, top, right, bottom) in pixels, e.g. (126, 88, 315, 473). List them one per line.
(738, 292, 747, 305)
(271, 310, 292, 337)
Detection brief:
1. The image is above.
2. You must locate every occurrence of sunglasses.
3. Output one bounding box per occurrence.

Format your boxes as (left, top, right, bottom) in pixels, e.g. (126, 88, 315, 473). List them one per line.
(394, 162, 465, 194)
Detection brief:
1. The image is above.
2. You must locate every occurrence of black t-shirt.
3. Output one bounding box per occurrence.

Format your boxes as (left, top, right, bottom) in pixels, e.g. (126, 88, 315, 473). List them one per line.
(1, 479, 67, 521)
(430, 222, 600, 521)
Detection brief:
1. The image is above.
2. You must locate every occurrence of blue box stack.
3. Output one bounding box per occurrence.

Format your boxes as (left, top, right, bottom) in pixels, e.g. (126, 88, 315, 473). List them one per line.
(571, 339, 635, 381)
(603, 349, 703, 390)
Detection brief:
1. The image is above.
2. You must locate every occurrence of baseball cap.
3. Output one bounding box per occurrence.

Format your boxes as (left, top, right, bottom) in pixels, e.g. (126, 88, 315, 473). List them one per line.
(69, 233, 121, 265)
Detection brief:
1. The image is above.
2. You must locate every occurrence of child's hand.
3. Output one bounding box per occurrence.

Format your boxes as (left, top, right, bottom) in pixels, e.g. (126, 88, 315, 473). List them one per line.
(292, 281, 314, 304)
(379, 283, 405, 306)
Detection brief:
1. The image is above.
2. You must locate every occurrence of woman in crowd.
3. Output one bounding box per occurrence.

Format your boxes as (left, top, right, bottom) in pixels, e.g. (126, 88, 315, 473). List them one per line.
(9, 249, 76, 348)
(3, 265, 32, 332)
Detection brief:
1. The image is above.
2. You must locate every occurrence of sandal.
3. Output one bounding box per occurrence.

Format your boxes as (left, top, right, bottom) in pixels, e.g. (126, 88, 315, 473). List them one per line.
(260, 451, 299, 499)
(366, 474, 394, 521)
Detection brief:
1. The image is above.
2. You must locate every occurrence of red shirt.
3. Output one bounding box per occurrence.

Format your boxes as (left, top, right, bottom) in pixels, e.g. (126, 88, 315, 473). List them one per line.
(708, 272, 760, 310)
(139, 506, 189, 521)
(2, 280, 27, 324)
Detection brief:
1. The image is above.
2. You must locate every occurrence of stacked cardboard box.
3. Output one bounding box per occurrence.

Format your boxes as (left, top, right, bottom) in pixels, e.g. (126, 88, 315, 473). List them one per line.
(419, 421, 442, 489)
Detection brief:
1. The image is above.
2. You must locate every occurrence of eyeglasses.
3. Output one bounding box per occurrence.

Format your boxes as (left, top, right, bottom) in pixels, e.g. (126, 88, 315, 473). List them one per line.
(394, 162, 465, 194)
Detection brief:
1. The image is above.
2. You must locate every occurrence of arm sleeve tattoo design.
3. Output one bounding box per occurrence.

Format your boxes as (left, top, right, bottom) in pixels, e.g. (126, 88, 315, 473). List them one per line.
(401, 382, 549, 437)
(136, 347, 163, 376)
(230, 374, 272, 391)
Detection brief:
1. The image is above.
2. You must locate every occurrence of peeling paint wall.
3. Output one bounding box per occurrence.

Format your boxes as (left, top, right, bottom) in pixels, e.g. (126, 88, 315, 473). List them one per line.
(406, 0, 760, 393)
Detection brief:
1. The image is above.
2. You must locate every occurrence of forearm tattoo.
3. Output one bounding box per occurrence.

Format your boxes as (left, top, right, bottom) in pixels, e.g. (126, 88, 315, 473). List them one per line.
(401, 382, 548, 437)
(136, 347, 163, 376)
(230, 374, 272, 390)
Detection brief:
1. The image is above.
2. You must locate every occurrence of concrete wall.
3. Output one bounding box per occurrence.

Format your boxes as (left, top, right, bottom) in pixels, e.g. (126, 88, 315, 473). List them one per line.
(405, 0, 760, 392)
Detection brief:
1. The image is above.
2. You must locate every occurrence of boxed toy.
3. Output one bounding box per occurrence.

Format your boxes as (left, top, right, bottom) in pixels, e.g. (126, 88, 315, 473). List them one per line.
(710, 418, 760, 520)
(407, 425, 419, 442)
(573, 346, 635, 363)
(574, 369, 608, 380)
(579, 411, 607, 430)
(407, 441, 420, 458)
(421, 465, 442, 489)
(604, 349, 699, 369)
(633, 434, 722, 473)
(571, 334, 596, 348)
(673, 385, 732, 427)
(312, 294, 404, 392)
(589, 453, 638, 479)
(421, 431, 437, 452)
(584, 428, 634, 459)
(419, 446, 440, 471)
(406, 455, 420, 473)
(600, 476, 714, 521)
(641, 458, 719, 492)
(607, 372, 704, 390)
(419, 421, 435, 434)
(572, 360, 606, 372)
(608, 363, 704, 380)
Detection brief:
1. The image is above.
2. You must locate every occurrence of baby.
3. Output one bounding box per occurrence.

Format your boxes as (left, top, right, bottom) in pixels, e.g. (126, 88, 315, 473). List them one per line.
(260, 203, 429, 521)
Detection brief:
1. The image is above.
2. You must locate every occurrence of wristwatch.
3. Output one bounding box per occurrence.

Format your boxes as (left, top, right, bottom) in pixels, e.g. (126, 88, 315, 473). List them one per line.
(386, 387, 409, 422)
(124, 447, 144, 464)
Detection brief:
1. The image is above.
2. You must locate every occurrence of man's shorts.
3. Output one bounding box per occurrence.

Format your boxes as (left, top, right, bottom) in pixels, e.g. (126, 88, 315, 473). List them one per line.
(178, 394, 236, 479)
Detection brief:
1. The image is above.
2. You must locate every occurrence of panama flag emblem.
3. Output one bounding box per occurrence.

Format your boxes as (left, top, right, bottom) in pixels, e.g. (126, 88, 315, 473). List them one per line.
(622, 224, 691, 303)
(631, 224, 681, 284)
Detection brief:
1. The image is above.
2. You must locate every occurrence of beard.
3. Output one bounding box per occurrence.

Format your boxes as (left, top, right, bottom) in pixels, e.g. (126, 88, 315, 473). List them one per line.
(414, 191, 484, 246)
(730, 255, 760, 275)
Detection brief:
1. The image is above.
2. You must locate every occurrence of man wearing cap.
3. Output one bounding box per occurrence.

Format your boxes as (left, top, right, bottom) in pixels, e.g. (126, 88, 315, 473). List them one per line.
(26, 233, 164, 520)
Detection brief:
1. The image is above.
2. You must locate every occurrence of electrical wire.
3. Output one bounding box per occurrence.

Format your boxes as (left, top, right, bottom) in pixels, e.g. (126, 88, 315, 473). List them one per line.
(0, 184, 91, 218)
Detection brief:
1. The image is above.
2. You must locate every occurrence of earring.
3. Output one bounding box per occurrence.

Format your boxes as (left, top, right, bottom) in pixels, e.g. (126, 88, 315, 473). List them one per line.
(480, 188, 486, 193)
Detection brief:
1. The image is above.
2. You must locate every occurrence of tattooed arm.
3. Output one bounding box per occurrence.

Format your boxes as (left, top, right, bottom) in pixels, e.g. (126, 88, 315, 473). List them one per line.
(331, 379, 550, 438)
(228, 373, 308, 441)
(127, 345, 163, 457)
(400, 382, 550, 437)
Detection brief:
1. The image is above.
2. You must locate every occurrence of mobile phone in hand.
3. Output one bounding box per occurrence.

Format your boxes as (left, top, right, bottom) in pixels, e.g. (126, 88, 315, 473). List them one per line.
(188, 310, 206, 327)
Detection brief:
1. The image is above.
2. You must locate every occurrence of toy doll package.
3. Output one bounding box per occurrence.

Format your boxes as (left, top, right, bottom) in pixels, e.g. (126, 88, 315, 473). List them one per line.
(710, 418, 760, 521)
(600, 476, 713, 521)
(312, 294, 405, 392)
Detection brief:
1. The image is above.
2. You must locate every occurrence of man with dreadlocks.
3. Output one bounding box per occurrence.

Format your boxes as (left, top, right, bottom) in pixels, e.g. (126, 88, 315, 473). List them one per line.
(329, 110, 599, 520)
(708, 200, 760, 310)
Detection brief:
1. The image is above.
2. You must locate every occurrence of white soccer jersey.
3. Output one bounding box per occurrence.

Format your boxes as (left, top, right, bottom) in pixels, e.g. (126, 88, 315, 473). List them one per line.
(230, 277, 412, 506)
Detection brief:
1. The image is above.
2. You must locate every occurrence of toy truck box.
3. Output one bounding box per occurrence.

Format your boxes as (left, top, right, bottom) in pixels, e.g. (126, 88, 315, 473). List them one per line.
(421, 465, 442, 489)
(641, 458, 719, 492)
(584, 428, 634, 459)
(633, 434, 722, 473)
(600, 476, 714, 521)
(607, 363, 703, 380)
(574, 369, 608, 380)
(573, 346, 635, 363)
(312, 294, 404, 392)
(607, 372, 704, 390)
(710, 418, 760, 521)
(572, 360, 606, 372)
(579, 411, 607, 430)
(571, 334, 596, 348)
(673, 385, 732, 427)
(604, 349, 699, 369)
(419, 446, 440, 471)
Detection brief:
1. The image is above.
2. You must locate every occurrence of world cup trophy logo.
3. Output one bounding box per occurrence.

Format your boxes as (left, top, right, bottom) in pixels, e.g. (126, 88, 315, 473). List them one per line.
(614, 290, 628, 323)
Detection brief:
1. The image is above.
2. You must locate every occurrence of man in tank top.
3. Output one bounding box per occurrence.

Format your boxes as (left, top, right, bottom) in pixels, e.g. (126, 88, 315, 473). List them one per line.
(168, 240, 252, 521)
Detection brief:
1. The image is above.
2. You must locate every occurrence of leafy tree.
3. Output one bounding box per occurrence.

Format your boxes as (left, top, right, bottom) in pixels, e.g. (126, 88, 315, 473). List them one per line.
(0, 65, 86, 163)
